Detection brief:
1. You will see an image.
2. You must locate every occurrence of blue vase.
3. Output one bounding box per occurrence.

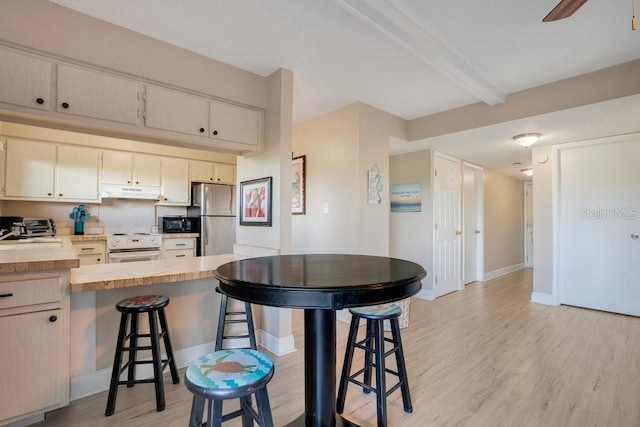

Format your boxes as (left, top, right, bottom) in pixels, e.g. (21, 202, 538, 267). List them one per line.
(74, 221, 84, 235)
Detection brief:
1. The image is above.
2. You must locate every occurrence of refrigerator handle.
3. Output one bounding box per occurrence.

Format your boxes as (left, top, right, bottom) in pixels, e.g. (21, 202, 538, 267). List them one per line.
(202, 219, 208, 248)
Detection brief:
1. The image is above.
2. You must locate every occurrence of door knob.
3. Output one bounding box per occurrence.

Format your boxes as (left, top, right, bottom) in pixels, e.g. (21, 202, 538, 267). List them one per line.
(631, 234, 639, 240)
(455, 230, 462, 236)
(475, 230, 481, 234)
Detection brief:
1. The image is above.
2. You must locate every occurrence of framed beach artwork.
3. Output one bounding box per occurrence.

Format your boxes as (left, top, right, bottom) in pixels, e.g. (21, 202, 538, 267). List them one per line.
(390, 183, 422, 212)
(292, 155, 306, 215)
(240, 177, 272, 226)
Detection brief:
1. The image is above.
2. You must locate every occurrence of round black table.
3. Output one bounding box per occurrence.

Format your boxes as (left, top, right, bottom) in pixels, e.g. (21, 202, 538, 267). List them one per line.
(214, 254, 426, 427)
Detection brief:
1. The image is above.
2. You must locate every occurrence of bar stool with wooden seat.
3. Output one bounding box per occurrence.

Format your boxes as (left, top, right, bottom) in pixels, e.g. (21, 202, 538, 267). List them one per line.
(185, 348, 274, 427)
(337, 303, 412, 427)
(215, 287, 257, 350)
(105, 295, 180, 416)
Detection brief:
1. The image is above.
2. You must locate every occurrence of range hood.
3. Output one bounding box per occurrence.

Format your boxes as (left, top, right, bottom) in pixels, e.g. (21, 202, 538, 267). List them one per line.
(100, 184, 161, 200)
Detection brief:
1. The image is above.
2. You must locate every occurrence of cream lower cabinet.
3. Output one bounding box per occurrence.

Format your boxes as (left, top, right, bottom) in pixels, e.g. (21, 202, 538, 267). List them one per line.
(161, 238, 196, 259)
(72, 241, 106, 266)
(0, 272, 69, 425)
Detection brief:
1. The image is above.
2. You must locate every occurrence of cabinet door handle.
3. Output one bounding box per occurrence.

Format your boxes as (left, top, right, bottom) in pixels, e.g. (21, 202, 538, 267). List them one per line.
(49, 315, 58, 323)
(61, 102, 70, 109)
(0, 293, 13, 298)
(176, 254, 186, 257)
(199, 127, 205, 133)
(176, 243, 186, 246)
(80, 247, 95, 251)
(59, 193, 63, 197)
(36, 97, 45, 104)
(212, 130, 218, 136)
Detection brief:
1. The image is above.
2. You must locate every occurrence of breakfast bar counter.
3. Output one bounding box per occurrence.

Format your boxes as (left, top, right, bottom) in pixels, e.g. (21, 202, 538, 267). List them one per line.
(70, 253, 245, 292)
(0, 237, 79, 273)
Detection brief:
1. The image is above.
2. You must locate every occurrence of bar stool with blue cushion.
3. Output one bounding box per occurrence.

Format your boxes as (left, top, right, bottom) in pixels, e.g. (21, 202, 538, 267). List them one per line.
(215, 287, 257, 350)
(185, 349, 274, 427)
(337, 303, 412, 427)
(105, 295, 180, 416)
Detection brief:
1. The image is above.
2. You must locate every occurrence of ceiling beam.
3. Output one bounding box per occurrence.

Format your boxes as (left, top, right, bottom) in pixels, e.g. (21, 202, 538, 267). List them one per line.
(331, 0, 506, 106)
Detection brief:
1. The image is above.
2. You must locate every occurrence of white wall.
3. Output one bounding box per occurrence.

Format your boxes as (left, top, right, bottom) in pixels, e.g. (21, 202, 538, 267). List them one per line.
(531, 145, 554, 303)
(389, 150, 433, 292)
(291, 104, 360, 254)
(291, 102, 405, 256)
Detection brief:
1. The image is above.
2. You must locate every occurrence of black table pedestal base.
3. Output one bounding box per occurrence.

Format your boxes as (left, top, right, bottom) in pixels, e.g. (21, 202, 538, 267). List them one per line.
(291, 309, 361, 427)
(284, 413, 359, 427)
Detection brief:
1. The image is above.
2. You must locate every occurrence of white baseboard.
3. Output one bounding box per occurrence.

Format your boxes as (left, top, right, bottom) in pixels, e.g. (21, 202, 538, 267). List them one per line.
(531, 292, 556, 306)
(413, 289, 435, 301)
(70, 341, 215, 401)
(483, 262, 525, 281)
(260, 329, 296, 356)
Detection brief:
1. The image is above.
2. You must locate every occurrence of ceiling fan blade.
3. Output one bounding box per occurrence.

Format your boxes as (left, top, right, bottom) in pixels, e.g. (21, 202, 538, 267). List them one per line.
(543, 0, 589, 22)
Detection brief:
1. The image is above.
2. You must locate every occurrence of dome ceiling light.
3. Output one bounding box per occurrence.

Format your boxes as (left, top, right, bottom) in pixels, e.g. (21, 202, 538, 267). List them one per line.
(513, 133, 542, 148)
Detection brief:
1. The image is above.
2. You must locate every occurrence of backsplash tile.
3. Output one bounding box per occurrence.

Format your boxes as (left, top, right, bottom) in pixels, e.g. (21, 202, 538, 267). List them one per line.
(0, 200, 185, 235)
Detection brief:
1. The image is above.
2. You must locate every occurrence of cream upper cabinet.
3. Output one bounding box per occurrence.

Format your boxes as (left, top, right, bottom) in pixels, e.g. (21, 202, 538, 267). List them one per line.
(4, 138, 56, 199)
(56, 145, 100, 201)
(191, 161, 235, 184)
(214, 163, 236, 184)
(133, 153, 162, 187)
(0, 48, 51, 111)
(209, 100, 262, 149)
(101, 150, 132, 185)
(144, 86, 209, 137)
(56, 64, 139, 125)
(102, 150, 161, 187)
(3, 139, 100, 202)
(191, 160, 215, 183)
(158, 157, 190, 206)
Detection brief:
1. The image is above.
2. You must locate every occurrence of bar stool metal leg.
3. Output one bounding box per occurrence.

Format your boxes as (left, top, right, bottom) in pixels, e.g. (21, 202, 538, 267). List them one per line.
(337, 315, 359, 413)
(374, 319, 387, 427)
(390, 318, 413, 413)
(158, 307, 180, 384)
(105, 312, 128, 416)
(126, 312, 138, 387)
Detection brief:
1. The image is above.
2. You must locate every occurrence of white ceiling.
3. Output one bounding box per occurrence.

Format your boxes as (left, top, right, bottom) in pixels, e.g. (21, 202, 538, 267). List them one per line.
(50, 0, 640, 179)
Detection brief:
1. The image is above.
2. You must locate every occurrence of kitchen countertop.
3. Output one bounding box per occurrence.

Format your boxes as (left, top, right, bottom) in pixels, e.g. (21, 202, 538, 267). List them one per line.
(0, 237, 80, 273)
(70, 253, 245, 293)
(67, 233, 199, 242)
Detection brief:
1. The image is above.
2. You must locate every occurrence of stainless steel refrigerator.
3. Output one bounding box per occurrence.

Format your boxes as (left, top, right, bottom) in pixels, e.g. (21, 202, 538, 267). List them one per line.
(187, 183, 236, 256)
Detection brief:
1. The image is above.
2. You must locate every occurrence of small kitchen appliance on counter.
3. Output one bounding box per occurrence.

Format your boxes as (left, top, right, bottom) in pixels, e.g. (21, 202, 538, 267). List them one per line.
(0, 216, 56, 239)
(159, 216, 200, 233)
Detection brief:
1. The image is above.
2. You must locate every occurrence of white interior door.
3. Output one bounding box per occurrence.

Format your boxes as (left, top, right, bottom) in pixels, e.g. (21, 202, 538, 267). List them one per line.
(463, 163, 484, 284)
(434, 152, 462, 297)
(558, 136, 640, 316)
(524, 182, 533, 268)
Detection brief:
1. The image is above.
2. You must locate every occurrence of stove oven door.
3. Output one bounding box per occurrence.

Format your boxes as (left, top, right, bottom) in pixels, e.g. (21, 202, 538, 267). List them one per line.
(107, 250, 161, 263)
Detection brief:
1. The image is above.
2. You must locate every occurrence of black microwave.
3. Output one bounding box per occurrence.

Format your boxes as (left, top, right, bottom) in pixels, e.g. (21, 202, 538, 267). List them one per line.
(159, 216, 200, 233)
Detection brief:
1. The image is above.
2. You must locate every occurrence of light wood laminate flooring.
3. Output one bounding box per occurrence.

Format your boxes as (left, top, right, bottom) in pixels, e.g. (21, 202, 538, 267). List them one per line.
(36, 268, 640, 426)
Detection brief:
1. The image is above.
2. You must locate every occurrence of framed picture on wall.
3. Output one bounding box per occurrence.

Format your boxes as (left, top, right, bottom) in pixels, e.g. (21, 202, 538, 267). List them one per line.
(240, 177, 272, 226)
(292, 155, 306, 215)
